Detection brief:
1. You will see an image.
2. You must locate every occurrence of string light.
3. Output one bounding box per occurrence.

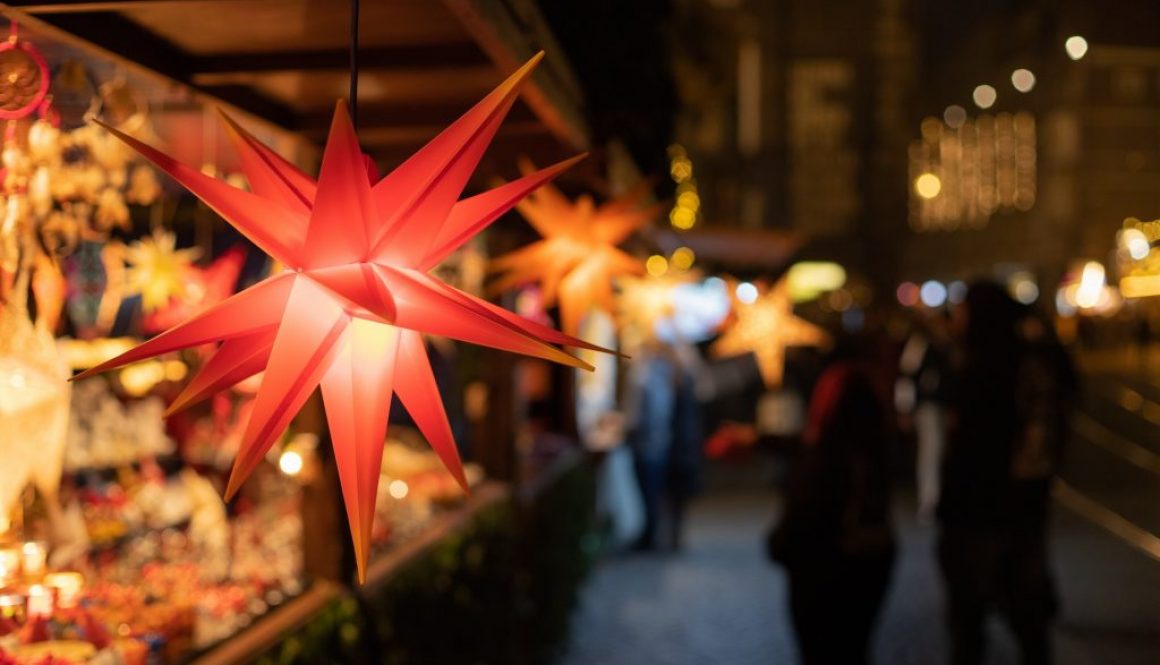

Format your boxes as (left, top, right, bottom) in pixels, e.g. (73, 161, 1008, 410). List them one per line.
(668, 144, 700, 230)
(646, 254, 669, 277)
(908, 112, 1036, 231)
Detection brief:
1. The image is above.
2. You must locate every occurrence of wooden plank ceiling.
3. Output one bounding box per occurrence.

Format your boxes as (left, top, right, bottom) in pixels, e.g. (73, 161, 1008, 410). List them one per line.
(0, 0, 590, 174)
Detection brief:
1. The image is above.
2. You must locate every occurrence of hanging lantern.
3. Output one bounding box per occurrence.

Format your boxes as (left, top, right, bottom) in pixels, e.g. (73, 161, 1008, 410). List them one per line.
(712, 279, 829, 388)
(75, 54, 609, 581)
(490, 168, 662, 335)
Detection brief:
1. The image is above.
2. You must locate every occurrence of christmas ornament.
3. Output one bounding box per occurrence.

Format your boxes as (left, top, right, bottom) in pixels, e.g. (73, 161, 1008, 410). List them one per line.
(76, 54, 604, 580)
(712, 279, 828, 388)
(124, 229, 201, 312)
(490, 167, 661, 334)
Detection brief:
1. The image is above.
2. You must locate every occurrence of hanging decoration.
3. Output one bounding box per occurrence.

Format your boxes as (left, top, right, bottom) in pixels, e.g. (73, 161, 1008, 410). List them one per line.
(75, 53, 606, 582)
(490, 165, 661, 335)
(0, 284, 70, 526)
(142, 244, 245, 334)
(0, 25, 49, 122)
(124, 229, 202, 312)
(712, 278, 828, 387)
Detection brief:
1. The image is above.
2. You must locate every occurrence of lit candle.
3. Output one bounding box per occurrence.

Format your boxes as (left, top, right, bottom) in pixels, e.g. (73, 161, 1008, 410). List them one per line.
(0, 547, 19, 585)
(45, 572, 83, 609)
(21, 542, 46, 579)
(26, 584, 52, 619)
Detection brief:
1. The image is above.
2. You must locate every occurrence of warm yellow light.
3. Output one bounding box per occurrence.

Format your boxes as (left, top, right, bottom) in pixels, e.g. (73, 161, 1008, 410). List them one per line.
(670, 158, 693, 182)
(1011, 69, 1036, 93)
(1120, 228, 1151, 261)
(1065, 35, 1088, 61)
(677, 191, 700, 210)
(1075, 261, 1106, 308)
(646, 254, 669, 277)
(914, 173, 942, 199)
(388, 479, 410, 500)
(164, 360, 188, 382)
(671, 247, 695, 271)
(670, 207, 696, 229)
(278, 450, 304, 476)
(119, 360, 165, 397)
(972, 84, 997, 109)
(1121, 274, 1160, 298)
(787, 262, 847, 302)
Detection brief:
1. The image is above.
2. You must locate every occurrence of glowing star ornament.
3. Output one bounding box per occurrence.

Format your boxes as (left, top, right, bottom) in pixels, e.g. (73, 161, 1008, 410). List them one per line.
(490, 168, 663, 335)
(712, 279, 828, 388)
(124, 229, 202, 312)
(75, 54, 608, 582)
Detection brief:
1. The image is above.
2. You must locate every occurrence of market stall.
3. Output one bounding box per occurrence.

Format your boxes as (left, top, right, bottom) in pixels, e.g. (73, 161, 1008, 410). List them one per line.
(0, 1, 600, 662)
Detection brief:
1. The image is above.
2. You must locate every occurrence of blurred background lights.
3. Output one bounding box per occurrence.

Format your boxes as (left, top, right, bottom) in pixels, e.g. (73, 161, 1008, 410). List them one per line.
(1065, 35, 1089, 60)
(947, 280, 968, 304)
(896, 281, 920, 307)
(1075, 261, 1106, 308)
(914, 172, 941, 199)
(1120, 227, 1151, 260)
(671, 246, 695, 270)
(972, 84, 997, 109)
(943, 104, 967, 128)
(646, 254, 669, 277)
(1008, 271, 1040, 304)
(388, 479, 410, 500)
(919, 280, 947, 307)
(735, 281, 758, 304)
(786, 261, 847, 302)
(1011, 68, 1036, 92)
(278, 450, 303, 476)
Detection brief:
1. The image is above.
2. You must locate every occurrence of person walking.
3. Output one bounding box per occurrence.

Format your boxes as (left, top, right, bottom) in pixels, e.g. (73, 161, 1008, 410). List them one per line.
(768, 338, 895, 665)
(937, 282, 1074, 665)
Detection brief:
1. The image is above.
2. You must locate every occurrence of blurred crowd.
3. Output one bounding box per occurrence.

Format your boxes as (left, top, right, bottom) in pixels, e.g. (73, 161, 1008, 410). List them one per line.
(599, 279, 1078, 665)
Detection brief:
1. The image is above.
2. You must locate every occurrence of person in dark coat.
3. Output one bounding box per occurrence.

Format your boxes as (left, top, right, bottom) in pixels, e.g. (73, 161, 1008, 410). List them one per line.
(937, 281, 1074, 665)
(769, 338, 895, 665)
(626, 339, 704, 551)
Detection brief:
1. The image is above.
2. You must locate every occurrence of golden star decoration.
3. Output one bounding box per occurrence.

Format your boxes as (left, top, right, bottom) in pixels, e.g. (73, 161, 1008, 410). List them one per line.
(489, 170, 663, 335)
(124, 229, 202, 312)
(712, 279, 828, 388)
(75, 54, 611, 581)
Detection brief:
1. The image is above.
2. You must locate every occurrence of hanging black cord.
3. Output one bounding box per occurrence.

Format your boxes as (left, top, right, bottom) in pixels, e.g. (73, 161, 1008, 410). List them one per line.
(349, 0, 359, 129)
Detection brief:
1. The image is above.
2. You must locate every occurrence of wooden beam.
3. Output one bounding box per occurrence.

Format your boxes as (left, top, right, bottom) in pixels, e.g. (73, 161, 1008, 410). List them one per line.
(295, 100, 538, 133)
(193, 43, 486, 75)
(1, 1, 234, 13)
(441, 0, 590, 151)
(13, 10, 301, 130)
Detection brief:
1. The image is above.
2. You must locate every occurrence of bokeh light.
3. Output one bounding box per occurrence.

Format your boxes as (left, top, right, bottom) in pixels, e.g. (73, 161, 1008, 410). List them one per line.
(1011, 68, 1035, 92)
(671, 246, 696, 270)
(943, 105, 967, 128)
(646, 254, 669, 277)
(896, 281, 920, 307)
(914, 173, 942, 199)
(919, 280, 947, 307)
(735, 281, 758, 304)
(1065, 35, 1089, 60)
(972, 84, 997, 109)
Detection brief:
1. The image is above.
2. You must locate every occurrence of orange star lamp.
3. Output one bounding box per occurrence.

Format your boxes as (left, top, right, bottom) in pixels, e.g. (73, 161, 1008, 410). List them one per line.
(490, 169, 662, 334)
(75, 54, 606, 581)
(712, 279, 828, 388)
